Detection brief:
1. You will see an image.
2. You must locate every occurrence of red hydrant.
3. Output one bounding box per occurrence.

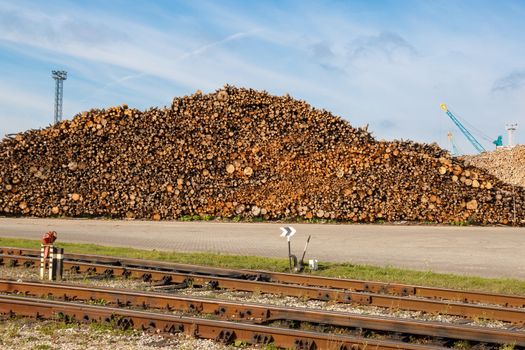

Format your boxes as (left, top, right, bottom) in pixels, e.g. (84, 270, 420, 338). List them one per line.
(42, 231, 57, 259)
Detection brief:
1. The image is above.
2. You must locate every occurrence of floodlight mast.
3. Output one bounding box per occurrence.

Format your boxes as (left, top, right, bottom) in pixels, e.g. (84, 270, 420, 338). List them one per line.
(52, 70, 67, 124)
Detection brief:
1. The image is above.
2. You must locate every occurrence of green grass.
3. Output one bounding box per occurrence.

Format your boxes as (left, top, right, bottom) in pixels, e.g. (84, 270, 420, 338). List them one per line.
(1, 237, 525, 295)
(314, 263, 525, 295)
(0, 237, 289, 271)
(1, 317, 28, 339)
(89, 319, 134, 335)
(450, 221, 468, 226)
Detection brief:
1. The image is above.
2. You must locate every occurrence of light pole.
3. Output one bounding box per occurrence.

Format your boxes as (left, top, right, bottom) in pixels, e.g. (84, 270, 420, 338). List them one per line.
(52, 70, 67, 124)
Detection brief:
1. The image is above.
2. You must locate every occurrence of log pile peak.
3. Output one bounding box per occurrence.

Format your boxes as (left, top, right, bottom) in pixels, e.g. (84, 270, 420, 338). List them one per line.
(1, 86, 524, 225)
(463, 145, 525, 188)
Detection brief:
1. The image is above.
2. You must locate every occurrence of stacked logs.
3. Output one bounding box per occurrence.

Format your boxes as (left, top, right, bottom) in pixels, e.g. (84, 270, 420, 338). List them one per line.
(463, 145, 525, 188)
(0, 86, 523, 225)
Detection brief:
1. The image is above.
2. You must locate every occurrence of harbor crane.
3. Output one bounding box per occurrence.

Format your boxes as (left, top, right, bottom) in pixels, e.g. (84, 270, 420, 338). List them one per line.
(447, 131, 460, 156)
(440, 103, 502, 154)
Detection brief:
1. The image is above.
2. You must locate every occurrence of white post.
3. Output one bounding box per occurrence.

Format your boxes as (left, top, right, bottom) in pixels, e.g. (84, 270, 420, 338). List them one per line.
(48, 246, 54, 280)
(39, 244, 45, 279)
(40, 244, 56, 280)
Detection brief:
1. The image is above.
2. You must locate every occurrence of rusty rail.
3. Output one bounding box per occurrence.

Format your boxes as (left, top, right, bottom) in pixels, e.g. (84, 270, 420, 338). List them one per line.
(0, 294, 447, 350)
(1, 278, 524, 346)
(2, 246, 524, 308)
(0, 247, 263, 279)
(2, 250, 525, 324)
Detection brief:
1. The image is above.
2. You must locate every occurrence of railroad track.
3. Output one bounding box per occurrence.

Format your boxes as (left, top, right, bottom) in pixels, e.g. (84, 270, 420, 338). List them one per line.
(1, 278, 524, 347)
(2, 294, 448, 350)
(2, 247, 525, 324)
(3, 246, 524, 309)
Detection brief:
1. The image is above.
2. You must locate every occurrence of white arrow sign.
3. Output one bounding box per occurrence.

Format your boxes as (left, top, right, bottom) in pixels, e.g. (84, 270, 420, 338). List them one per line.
(280, 226, 296, 241)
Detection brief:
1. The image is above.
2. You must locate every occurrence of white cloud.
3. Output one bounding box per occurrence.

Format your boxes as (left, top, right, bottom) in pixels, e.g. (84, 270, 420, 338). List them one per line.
(0, 3, 329, 97)
(0, 1, 524, 152)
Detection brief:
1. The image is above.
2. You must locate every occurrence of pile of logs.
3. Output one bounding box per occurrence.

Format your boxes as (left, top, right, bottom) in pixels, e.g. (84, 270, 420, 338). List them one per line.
(0, 86, 523, 225)
(463, 146, 525, 188)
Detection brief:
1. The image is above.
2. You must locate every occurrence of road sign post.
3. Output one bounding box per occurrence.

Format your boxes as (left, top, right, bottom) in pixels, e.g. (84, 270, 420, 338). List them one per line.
(280, 226, 296, 272)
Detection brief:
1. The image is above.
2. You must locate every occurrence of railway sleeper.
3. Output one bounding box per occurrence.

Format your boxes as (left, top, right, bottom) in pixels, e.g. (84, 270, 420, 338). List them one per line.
(69, 265, 80, 273)
(251, 333, 273, 345)
(164, 323, 184, 334)
(339, 345, 362, 350)
(186, 302, 204, 313)
(294, 338, 317, 350)
(121, 268, 132, 279)
(207, 280, 220, 289)
(215, 329, 236, 344)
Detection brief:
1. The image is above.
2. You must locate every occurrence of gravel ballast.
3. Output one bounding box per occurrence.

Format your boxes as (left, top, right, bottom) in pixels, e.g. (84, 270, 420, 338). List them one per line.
(0, 266, 517, 332)
(0, 318, 247, 350)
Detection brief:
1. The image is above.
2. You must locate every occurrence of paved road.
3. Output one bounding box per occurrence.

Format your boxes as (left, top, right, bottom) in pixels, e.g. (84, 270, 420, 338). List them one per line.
(1, 218, 524, 279)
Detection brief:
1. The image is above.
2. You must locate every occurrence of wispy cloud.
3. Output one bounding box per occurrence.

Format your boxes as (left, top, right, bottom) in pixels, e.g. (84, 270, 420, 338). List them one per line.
(346, 31, 417, 63)
(492, 71, 525, 92)
(0, 3, 327, 96)
(180, 30, 262, 59)
(303, 30, 418, 75)
(0, 5, 129, 48)
(0, 0, 524, 153)
(79, 29, 262, 102)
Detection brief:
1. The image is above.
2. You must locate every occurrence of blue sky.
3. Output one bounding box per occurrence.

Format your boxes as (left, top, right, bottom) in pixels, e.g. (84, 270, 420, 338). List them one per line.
(0, 0, 524, 154)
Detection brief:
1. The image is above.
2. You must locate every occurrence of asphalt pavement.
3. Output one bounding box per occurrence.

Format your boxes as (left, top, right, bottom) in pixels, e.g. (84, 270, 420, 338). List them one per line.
(1, 217, 524, 279)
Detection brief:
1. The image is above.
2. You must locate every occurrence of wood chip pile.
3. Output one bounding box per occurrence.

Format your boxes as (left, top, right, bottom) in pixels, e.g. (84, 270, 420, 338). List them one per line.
(0, 86, 523, 225)
(463, 146, 525, 188)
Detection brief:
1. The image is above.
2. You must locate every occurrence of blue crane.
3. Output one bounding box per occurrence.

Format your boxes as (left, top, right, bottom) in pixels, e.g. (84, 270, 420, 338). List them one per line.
(440, 103, 486, 153)
(447, 131, 460, 156)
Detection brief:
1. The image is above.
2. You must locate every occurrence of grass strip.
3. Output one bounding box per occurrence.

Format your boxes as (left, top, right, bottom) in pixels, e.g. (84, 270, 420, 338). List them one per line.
(1, 237, 524, 295)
